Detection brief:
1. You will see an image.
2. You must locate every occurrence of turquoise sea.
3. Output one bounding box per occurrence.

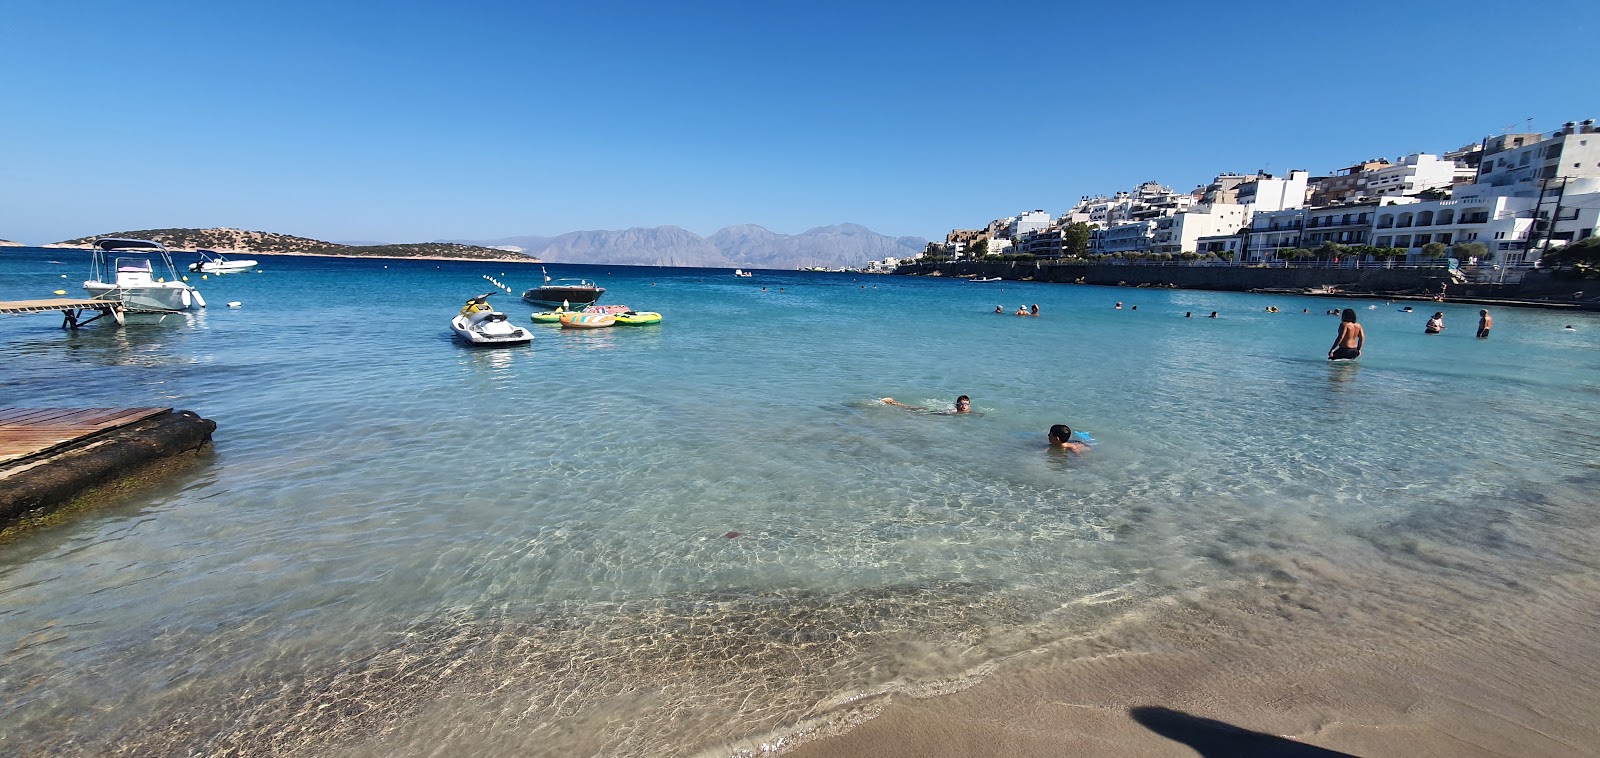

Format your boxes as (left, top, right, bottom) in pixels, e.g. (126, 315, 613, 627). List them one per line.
(3, 248, 1599, 755)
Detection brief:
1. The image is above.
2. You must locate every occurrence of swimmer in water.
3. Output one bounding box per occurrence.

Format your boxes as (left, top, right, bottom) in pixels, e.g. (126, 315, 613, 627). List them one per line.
(882, 395, 971, 414)
(1048, 424, 1088, 454)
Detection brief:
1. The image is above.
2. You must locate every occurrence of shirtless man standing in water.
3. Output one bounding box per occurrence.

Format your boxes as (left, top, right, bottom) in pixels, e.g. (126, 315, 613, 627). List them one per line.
(1328, 308, 1364, 360)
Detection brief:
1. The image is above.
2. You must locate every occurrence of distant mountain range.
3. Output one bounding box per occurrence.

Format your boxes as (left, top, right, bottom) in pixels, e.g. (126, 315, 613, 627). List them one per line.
(10, 222, 926, 269)
(447, 223, 926, 269)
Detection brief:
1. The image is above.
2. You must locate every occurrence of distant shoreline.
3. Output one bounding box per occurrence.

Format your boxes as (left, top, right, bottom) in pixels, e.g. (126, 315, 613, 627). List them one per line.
(11, 245, 541, 265)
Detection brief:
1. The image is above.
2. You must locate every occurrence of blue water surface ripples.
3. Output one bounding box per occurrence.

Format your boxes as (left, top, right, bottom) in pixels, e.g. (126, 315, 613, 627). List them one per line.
(3, 248, 1599, 755)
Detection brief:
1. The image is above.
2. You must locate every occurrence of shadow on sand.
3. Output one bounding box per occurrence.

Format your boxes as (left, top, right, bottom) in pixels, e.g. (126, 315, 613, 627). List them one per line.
(1130, 706, 1360, 757)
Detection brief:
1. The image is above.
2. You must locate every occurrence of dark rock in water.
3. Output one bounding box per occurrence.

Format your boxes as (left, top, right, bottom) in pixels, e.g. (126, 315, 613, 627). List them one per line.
(724, 531, 742, 539)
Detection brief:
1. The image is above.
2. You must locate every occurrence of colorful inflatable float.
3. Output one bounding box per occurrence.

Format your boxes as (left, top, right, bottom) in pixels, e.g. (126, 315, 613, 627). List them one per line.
(559, 312, 616, 329)
(585, 304, 662, 325)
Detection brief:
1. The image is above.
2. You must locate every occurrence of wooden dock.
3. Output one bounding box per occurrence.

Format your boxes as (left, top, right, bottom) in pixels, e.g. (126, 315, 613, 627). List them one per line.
(0, 408, 170, 465)
(0, 297, 125, 327)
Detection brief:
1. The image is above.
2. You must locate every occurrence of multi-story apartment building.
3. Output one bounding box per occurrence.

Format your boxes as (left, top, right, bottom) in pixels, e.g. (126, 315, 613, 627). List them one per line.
(1194, 233, 1244, 257)
(1008, 210, 1051, 240)
(946, 228, 987, 248)
(1244, 208, 1308, 261)
(1199, 174, 1252, 205)
(1015, 227, 1065, 258)
(1475, 131, 1565, 187)
(1301, 203, 1377, 247)
(1092, 220, 1157, 255)
(1362, 154, 1475, 198)
(1237, 170, 1309, 212)
(1151, 204, 1251, 254)
(1064, 181, 1194, 228)
(1309, 160, 1389, 205)
(1371, 190, 1533, 262)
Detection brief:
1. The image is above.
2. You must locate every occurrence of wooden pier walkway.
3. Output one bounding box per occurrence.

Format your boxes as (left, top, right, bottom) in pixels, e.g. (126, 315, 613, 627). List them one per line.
(0, 297, 125, 327)
(0, 408, 170, 465)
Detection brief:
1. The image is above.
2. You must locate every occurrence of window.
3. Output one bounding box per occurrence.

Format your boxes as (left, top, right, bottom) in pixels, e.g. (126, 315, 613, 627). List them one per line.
(1494, 231, 1506, 239)
(1397, 235, 1412, 247)
(1377, 236, 1392, 247)
(1416, 234, 1432, 245)
(1466, 232, 1478, 241)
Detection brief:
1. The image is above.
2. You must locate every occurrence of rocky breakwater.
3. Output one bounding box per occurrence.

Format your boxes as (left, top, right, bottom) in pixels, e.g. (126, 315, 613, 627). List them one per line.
(1, 410, 216, 534)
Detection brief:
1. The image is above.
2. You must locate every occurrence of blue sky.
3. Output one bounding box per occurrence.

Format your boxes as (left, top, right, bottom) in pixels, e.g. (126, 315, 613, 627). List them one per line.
(3, 0, 1597, 245)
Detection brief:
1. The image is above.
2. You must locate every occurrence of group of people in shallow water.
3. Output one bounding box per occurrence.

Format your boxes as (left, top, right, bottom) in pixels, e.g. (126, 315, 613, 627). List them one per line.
(1329, 307, 1494, 360)
(994, 304, 1040, 316)
(880, 395, 1089, 454)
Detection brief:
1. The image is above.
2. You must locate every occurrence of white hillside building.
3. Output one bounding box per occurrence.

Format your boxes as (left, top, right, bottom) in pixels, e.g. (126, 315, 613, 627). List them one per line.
(1363, 153, 1468, 198)
(1237, 170, 1309, 212)
(1151, 204, 1251, 254)
(1371, 185, 1534, 264)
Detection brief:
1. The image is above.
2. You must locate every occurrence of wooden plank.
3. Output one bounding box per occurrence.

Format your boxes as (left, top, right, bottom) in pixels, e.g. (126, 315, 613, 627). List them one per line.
(0, 407, 172, 465)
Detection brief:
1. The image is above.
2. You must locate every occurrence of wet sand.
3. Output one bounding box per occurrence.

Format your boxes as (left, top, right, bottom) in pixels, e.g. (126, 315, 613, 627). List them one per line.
(782, 541, 1600, 758)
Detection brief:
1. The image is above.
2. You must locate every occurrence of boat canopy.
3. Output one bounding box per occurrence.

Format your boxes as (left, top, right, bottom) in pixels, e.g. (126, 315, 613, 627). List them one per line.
(94, 238, 169, 252)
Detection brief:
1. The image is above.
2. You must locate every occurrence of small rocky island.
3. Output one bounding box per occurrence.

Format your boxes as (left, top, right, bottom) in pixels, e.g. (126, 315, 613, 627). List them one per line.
(50, 227, 538, 262)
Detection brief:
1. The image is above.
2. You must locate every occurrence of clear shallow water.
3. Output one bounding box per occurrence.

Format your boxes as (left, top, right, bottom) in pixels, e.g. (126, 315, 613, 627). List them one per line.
(2, 249, 1600, 755)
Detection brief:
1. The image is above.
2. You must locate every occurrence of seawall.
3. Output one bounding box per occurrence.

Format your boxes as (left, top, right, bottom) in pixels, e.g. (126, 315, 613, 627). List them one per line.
(894, 260, 1444, 292)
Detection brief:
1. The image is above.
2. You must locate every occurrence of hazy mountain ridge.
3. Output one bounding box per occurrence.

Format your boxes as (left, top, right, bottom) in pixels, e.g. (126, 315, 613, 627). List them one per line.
(51, 228, 533, 261)
(450, 223, 925, 269)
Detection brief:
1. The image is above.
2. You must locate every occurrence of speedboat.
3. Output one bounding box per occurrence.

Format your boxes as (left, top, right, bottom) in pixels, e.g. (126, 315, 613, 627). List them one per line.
(968, 276, 1001, 283)
(189, 249, 258, 274)
(521, 266, 603, 308)
(451, 293, 532, 346)
(734, 268, 753, 277)
(84, 238, 206, 311)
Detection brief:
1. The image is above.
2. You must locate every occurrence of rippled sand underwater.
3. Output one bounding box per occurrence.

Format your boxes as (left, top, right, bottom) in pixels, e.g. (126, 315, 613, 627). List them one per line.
(3, 251, 1599, 755)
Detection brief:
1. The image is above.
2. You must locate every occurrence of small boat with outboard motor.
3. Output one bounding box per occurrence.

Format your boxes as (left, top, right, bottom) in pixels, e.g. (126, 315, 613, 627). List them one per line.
(189, 249, 258, 274)
(83, 238, 206, 311)
(451, 292, 533, 346)
(522, 266, 604, 308)
(734, 268, 753, 277)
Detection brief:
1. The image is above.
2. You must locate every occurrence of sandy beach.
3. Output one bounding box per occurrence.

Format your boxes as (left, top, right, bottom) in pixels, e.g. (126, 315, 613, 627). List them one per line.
(782, 510, 1600, 758)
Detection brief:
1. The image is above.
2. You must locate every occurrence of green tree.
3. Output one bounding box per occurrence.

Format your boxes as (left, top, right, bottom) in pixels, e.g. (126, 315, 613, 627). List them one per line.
(1451, 241, 1488, 260)
(1542, 236, 1600, 276)
(1063, 222, 1092, 258)
(1316, 241, 1349, 260)
(1421, 241, 1448, 259)
(969, 239, 989, 258)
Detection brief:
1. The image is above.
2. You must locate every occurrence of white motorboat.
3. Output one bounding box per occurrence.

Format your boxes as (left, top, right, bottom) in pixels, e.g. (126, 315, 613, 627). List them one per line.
(734, 268, 753, 277)
(84, 238, 205, 311)
(451, 293, 532, 346)
(189, 249, 258, 274)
